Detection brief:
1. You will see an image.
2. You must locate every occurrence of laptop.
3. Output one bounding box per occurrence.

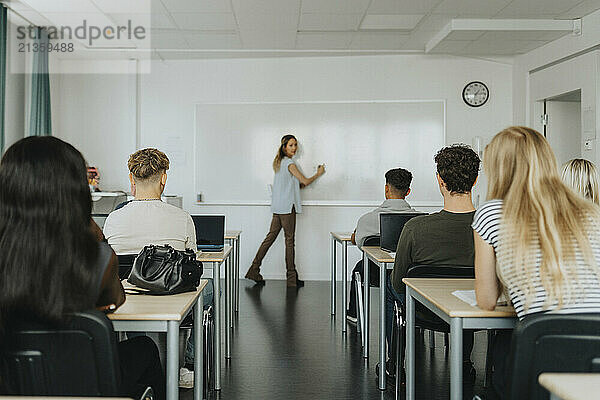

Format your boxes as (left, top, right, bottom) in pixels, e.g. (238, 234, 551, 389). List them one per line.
(379, 213, 426, 253)
(192, 215, 225, 251)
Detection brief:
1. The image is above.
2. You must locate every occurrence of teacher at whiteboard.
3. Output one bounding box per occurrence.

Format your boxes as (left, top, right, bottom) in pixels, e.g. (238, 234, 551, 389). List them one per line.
(245, 134, 325, 287)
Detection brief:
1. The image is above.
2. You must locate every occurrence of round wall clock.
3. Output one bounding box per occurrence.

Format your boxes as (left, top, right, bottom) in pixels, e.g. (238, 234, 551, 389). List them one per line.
(462, 81, 489, 107)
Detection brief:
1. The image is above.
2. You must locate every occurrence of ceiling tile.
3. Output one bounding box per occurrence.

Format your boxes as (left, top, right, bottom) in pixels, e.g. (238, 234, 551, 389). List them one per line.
(232, 0, 300, 14)
(494, 0, 583, 18)
(360, 14, 424, 30)
(301, 0, 370, 14)
(296, 32, 353, 49)
(298, 13, 362, 31)
(160, 0, 232, 13)
(184, 32, 242, 48)
(350, 31, 409, 49)
(109, 13, 173, 30)
(432, 0, 512, 17)
(171, 12, 237, 30)
(367, 0, 441, 14)
(151, 30, 190, 49)
(559, 0, 600, 18)
(240, 30, 297, 48)
(236, 12, 298, 31)
(21, 0, 100, 13)
(92, 0, 151, 13)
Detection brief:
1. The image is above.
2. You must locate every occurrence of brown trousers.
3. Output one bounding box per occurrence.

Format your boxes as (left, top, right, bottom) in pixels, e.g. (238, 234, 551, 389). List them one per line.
(248, 209, 298, 285)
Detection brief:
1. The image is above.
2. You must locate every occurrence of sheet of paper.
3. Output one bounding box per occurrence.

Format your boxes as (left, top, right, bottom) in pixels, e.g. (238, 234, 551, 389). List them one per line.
(452, 289, 508, 307)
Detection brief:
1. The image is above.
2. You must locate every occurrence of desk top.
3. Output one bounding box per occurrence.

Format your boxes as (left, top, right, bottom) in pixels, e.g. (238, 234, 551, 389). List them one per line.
(362, 246, 395, 263)
(108, 280, 208, 321)
(196, 244, 232, 262)
(331, 232, 354, 242)
(225, 230, 242, 239)
(403, 278, 516, 318)
(539, 373, 600, 400)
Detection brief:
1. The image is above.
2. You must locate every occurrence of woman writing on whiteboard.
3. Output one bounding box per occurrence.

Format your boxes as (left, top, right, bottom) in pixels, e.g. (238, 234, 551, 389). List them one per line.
(245, 134, 325, 287)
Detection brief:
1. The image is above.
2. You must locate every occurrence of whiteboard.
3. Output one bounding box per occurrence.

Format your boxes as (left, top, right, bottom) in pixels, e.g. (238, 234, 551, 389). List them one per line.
(194, 101, 445, 204)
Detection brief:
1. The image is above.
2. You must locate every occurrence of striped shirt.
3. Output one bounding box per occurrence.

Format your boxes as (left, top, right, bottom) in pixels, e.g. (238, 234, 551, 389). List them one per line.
(472, 199, 600, 319)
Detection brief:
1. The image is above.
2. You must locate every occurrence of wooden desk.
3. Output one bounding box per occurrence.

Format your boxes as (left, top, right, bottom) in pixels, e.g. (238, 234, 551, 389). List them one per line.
(110, 280, 209, 400)
(403, 278, 517, 400)
(197, 245, 232, 390)
(224, 230, 242, 313)
(362, 246, 395, 390)
(539, 373, 600, 400)
(330, 232, 355, 331)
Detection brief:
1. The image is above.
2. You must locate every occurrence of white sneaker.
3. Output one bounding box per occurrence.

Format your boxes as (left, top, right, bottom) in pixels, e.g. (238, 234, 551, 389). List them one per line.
(346, 314, 358, 324)
(179, 367, 194, 389)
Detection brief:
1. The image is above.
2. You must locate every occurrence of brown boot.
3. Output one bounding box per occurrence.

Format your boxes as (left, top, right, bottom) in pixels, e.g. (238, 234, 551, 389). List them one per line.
(245, 267, 265, 284)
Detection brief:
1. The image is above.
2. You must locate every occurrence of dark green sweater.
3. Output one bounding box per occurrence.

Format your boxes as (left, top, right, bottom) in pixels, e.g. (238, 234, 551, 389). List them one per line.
(391, 210, 476, 294)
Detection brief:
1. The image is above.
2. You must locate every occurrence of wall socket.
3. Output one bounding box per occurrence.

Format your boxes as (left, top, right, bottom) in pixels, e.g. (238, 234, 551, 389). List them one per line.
(197, 193, 203, 202)
(585, 140, 594, 151)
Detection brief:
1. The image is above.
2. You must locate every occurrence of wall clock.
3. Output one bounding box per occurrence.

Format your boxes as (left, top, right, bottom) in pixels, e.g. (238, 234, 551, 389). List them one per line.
(462, 81, 489, 107)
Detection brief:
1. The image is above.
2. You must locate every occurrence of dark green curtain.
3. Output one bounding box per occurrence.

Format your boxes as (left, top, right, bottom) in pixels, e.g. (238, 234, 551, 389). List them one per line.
(0, 4, 7, 152)
(29, 27, 51, 136)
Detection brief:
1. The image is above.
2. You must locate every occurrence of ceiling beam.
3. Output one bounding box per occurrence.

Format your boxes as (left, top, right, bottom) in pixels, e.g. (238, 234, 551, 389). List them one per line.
(426, 18, 580, 53)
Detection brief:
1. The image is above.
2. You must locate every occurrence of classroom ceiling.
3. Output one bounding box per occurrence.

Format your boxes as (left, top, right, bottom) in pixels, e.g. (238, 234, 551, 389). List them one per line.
(5, 0, 600, 58)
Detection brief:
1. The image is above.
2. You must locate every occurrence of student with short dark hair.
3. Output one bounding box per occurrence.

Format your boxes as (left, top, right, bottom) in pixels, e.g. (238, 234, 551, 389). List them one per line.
(346, 168, 416, 322)
(0, 136, 165, 400)
(382, 144, 480, 383)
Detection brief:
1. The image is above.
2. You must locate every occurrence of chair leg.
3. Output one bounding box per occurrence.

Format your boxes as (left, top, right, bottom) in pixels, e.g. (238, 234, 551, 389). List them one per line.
(394, 302, 404, 400)
(484, 330, 495, 388)
(429, 330, 435, 348)
(444, 332, 449, 348)
(355, 271, 365, 346)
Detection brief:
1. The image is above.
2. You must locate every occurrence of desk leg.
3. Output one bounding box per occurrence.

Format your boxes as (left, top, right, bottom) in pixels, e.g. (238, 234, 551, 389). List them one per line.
(213, 261, 221, 390)
(378, 261, 386, 390)
(450, 318, 463, 400)
(167, 320, 179, 400)
(225, 257, 231, 358)
(330, 237, 336, 315)
(235, 237, 240, 312)
(194, 294, 203, 400)
(342, 241, 348, 333)
(363, 252, 370, 359)
(406, 289, 415, 400)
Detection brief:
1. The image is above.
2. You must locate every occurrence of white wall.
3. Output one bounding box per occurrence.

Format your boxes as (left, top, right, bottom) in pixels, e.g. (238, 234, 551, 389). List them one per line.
(54, 54, 512, 280)
(4, 21, 26, 150)
(514, 9, 600, 163)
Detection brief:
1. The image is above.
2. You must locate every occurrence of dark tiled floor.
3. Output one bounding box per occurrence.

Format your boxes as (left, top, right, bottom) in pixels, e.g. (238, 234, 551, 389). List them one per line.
(182, 280, 491, 400)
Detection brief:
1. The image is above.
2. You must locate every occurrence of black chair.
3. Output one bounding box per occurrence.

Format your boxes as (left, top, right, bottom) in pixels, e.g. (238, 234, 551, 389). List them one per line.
(0, 310, 151, 399)
(118, 254, 137, 280)
(505, 313, 600, 400)
(354, 235, 380, 343)
(392, 265, 475, 397)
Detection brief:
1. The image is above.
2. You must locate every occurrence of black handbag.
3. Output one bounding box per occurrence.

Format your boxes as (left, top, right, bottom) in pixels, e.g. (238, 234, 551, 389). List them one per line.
(127, 244, 203, 295)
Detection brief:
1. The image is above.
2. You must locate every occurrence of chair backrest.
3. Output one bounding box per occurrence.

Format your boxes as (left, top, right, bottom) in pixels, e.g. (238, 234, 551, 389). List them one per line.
(406, 264, 475, 279)
(380, 213, 426, 252)
(118, 254, 137, 280)
(405, 265, 475, 329)
(507, 313, 600, 400)
(362, 235, 380, 247)
(0, 310, 122, 396)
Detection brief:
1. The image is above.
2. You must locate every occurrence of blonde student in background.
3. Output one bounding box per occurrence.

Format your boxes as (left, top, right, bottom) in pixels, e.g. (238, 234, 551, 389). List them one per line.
(561, 158, 600, 205)
(245, 134, 325, 287)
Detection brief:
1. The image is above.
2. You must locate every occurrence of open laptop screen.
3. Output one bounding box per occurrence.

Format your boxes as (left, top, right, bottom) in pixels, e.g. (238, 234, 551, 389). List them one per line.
(191, 215, 225, 251)
(379, 213, 425, 253)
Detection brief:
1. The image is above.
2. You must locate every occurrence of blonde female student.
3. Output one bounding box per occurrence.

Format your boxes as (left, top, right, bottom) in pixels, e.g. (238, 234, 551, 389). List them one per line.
(472, 126, 600, 396)
(561, 158, 600, 205)
(245, 134, 325, 287)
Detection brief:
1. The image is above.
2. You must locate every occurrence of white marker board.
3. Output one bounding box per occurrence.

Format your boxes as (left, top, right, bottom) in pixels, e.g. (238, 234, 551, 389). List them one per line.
(194, 101, 445, 204)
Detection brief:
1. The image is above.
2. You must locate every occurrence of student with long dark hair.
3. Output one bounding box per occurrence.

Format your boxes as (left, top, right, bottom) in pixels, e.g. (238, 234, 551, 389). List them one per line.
(245, 134, 325, 287)
(0, 136, 165, 400)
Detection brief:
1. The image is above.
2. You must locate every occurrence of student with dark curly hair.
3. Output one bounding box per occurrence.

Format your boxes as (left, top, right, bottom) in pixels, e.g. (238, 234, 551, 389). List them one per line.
(379, 144, 480, 384)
